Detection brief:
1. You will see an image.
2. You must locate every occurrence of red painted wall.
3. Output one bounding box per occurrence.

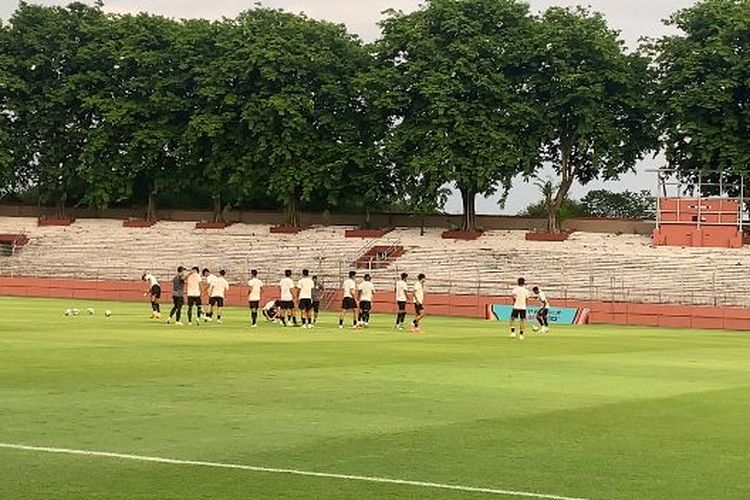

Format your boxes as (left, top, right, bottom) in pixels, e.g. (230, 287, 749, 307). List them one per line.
(0, 276, 748, 331)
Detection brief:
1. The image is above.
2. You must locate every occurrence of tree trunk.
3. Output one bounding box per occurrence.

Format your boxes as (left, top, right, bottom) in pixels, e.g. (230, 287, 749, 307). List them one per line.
(460, 186, 477, 231)
(548, 145, 575, 233)
(146, 190, 157, 222)
(55, 192, 67, 219)
(212, 194, 222, 223)
(287, 189, 300, 227)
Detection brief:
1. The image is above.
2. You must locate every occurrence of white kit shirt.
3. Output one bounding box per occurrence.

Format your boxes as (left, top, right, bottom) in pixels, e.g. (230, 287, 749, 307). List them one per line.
(396, 280, 408, 302)
(343, 278, 357, 298)
(186, 272, 201, 297)
(513, 286, 531, 310)
(280, 277, 295, 301)
(359, 281, 375, 302)
(413, 281, 425, 304)
(247, 278, 263, 302)
(144, 274, 159, 287)
(537, 289, 550, 309)
(211, 277, 230, 298)
(298, 277, 314, 300)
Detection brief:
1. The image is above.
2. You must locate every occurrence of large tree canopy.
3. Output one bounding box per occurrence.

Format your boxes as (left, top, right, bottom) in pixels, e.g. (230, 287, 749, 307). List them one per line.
(369, 0, 543, 231)
(532, 6, 659, 232)
(655, 0, 750, 194)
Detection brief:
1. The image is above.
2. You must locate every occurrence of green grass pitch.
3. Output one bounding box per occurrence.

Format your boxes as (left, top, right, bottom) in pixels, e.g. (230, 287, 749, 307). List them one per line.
(1, 297, 750, 500)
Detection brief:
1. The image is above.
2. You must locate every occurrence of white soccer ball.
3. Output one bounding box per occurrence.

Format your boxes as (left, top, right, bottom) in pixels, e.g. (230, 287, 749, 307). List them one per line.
(105, 310, 112, 317)
(87, 308, 95, 315)
(64, 309, 72, 316)
(531, 325, 540, 332)
(71, 309, 81, 316)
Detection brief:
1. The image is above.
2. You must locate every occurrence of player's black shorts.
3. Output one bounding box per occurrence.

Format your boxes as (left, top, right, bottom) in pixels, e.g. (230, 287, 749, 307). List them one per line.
(313, 301, 320, 313)
(263, 308, 277, 320)
(397, 301, 407, 312)
(511, 309, 527, 320)
(150, 284, 162, 299)
(342, 297, 357, 310)
(414, 302, 424, 315)
(279, 300, 294, 310)
(187, 296, 202, 307)
(249, 301, 260, 310)
(359, 300, 372, 312)
(172, 296, 184, 307)
(209, 297, 224, 307)
(537, 307, 549, 319)
(299, 298, 313, 311)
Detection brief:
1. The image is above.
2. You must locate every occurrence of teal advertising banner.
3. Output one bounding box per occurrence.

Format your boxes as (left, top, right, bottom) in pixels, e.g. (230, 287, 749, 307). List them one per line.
(489, 305, 589, 325)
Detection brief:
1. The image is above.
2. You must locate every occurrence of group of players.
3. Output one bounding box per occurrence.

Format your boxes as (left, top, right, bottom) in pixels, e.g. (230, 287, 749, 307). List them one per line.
(140, 268, 429, 333)
(141, 269, 550, 337)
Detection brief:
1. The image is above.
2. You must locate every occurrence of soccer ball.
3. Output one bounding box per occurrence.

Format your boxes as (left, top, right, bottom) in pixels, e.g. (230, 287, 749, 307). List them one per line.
(531, 325, 540, 332)
(64, 309, 72, 316)
(105, 310, 112, 317)
(71, 309, 81, 316)
(87, 308, 95, 315)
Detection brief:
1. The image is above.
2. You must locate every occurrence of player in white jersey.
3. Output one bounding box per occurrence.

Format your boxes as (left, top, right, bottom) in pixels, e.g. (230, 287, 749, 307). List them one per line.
(339, 270, 358, 329)
(410, 273, 426, 334)
(510, 277, 531, 340)
(262, 300, 279, 322)
(395, 273, 409, 330)
(247, 269, 263, 328)
(279, 269, 296, 327)
(185, 267, 203, 325)
(357, 274, 375, 328)
(532, 286, 550, 334)
(202, 268, 217, 321)
(297, 269, 315, 329)
(208, 270, 230, 323)
(141, 272, 162, 319)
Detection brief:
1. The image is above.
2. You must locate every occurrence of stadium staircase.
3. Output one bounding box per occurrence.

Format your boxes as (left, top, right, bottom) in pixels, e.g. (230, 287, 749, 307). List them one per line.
(2, 217, 750, 307)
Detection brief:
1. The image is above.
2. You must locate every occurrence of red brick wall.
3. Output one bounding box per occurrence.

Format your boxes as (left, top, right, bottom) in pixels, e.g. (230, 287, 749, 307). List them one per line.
(1, 276, 747, 331)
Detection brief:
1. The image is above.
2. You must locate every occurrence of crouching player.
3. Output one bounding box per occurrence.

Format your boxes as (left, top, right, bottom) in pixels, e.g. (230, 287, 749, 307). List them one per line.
(142, 272, 162, 319)
(262, 300, 280, 322)
(532, 286, 550, 334)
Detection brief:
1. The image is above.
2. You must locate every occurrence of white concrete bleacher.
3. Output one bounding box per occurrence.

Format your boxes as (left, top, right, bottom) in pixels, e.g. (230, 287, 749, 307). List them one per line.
(1, 217, 748, 307)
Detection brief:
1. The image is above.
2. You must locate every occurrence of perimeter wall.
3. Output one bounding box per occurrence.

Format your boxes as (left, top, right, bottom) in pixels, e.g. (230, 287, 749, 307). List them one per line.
(0, 204, 653, 235)
(1, 277, 747, 331)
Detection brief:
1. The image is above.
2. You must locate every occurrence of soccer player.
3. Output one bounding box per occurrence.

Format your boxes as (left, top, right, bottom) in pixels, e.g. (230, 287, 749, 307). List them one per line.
(185, 266, 203, 325)
(410, 274, 426, 334)
(262, 300, 279, 322)
(209, 270, 230, 323)
(339, 270, 358, 329)
(395, 273, 409, 330)
(279, 270, 295, 327)
(141, 272, 161, 319)
(247, 269, 263, 328)
(202, 268, 216, 321)
(532, 286, 550, 334)
(358, 273, 375, 328)
(510, 278, 531, 340)
(297, 269, 315, 329)
(167, 266, 185, 325)
(312, 275, 324, 325)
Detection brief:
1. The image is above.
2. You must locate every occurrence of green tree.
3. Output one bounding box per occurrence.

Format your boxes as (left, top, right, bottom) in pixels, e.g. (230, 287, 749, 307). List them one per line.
(521, 179, 586, 221)
(229, 9, 373, 226)
(580, 189, 655, 219)
(533, 7, 658, 232)
(654, 0, 750, 193)
(6, 2, 105, 216)
(370, 0, 542, 231)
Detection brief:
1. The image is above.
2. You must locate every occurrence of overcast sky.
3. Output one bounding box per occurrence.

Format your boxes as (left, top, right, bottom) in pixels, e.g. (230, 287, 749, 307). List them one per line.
(1, 0, 698, 214)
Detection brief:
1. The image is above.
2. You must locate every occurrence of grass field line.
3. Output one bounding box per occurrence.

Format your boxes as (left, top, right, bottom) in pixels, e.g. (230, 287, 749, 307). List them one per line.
(0, 442, 589, 500)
